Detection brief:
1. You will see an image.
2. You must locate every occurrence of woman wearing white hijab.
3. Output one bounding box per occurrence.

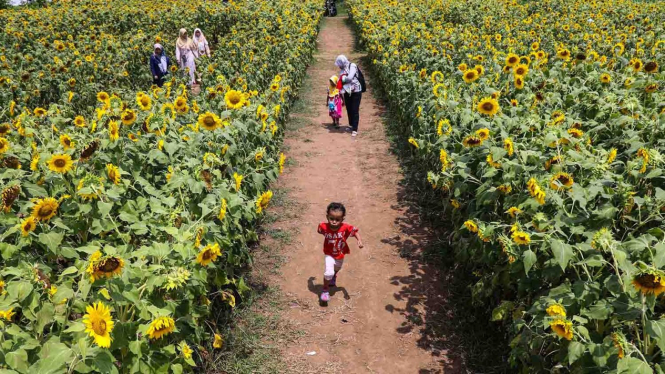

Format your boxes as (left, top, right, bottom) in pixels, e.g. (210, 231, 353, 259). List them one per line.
(193, 28, 210, 57)
(149, 43, 170, 87)
(175, 28, 199, 85)
(335, 55, 363, 137)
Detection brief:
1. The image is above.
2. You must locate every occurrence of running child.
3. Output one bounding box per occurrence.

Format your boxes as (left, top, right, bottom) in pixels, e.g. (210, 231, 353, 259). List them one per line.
(317, 202, 363, 302)
(326, 75, 344, 127)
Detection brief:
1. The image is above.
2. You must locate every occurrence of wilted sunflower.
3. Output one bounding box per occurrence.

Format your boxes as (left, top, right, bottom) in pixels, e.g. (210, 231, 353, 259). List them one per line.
(31, 197, 59, 221)
(644, 61, 658, 73)
(233, 172, 243, 191)
(83, 302, 114, 348)
(632, 269, 665, 296)
(506, 207, 522, 218)
(147, 316, 176, 340)
(462, 69, 479, 83)
(645, 84, 658, 93)
(197, 112, 221, 131)
(550, 172, 574, 190)
(567, 128, 584, 138)
(462, 135, 483, 147)
(2, 185, 20, 212)
(549, 319, 573, 340)
(463, 220, 478, 233)
(106, 164, 121, 185)
(20, 216, 37, 237)
(120, 109, 136, 125)
(256, 190, 273, 214)
(477, 98, 499, 116)
(196, 243, 222, 267)
(87, 251, 125, 282)
(224, 90, 245, 109)
(80, 140, 99, 161)
(213, 333, 224, 349)
(546, 303, 566, 317)
(47, 154, 74, 174)
(0, 123, 11, 136)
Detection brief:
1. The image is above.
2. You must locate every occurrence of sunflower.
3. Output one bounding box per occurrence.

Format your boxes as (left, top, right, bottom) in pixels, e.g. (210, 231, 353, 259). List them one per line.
(631, 58, 643, 72)
(477, 98, 499, 116)
(433, 83, 445, 98)
(120, 109, 136, 126)
(218, 198, 227, 221)
(34, 107, 47, 117)
(505, 53, 519, 67)
(408, 137, 419, 149)
(612, 333, 626, 359)
(20, 216, 37, 237)
(83, 302, 114, 348)
(213, 333, 224, 349)
(47, 154, 74, 174)
(77, 175, 104, 200)
(174, 96, 187, 111)
(462, 69, 479, 84)
(59, 134, 74, 150)
(31, 197, 59, 221)
(463, 220, 478, 233)
(0, 137, 9, 154)
(86, 251, 125, 282)
(80, 140, 99, 161)
(476, 128, 490, 141)
(279, 153, 286, 174)
(556, 49, 571, 61)
(255, 191, 273, 214)
(511, 231, 531, 245)
(137, 94, 152, 111)
(197, 112, 222, 131)
(632, 270, 665, 296)
(546, 304, 566, 317)
(474, 65, 484, 76)
(73, 116, 86, 127)
(550, 172, 574, 190)
(497, 184, 512, 194)
(0, 308, 15, 321)
(644, 61, 658, 73)
(196, 243, 222, 267)
(567, 128, 583, 138)
(431, 70, 444, 84)
(179, 341, 193, 359)
(462, 135, 483, 147)
(233, 172, 243, 191)
(0, 124, 10, 136)
(600, 73, 611, 84)
(549, 319, 573, 340)
(224, 90, 245, 109)
(545, 156, 562, 170)
(147, 316, 176, 340)
(514, 76, 525, 89)
(513, 64, 528, 77)
(506, 207, 522, 218)
(503, 138, 514, 156)
(607, 148, 617, 164)
(457, 63, 467, 72)
(645, 84, 658, 93)
(97, 91, 110, 103)
(106, 164, 121, 185)
(437, 119, 452, 136)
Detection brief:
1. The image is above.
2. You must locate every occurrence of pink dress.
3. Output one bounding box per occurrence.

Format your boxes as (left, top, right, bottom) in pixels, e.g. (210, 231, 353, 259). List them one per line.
(328, 92, 343, 120)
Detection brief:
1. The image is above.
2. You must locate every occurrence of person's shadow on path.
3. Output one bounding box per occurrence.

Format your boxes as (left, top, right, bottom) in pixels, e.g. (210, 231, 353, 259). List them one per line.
(307, 276, 350, 306)
(322, 123, 350, 133)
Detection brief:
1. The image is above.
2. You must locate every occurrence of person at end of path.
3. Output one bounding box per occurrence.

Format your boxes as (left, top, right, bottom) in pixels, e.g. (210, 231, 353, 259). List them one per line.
(327, 75, 344, 128)
(318, 202, 364, 303)
(335, 54, 362, 137)
(175, 28, 199, 86)
(193, 28, 211, 58)
(150, 43, 171, 88)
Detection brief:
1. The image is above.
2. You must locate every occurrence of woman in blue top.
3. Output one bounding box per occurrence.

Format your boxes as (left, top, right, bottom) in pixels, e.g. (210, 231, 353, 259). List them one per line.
(149, 43, 171, 87)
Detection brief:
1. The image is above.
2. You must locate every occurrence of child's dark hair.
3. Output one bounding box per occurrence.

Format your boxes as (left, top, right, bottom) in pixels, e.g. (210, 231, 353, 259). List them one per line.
(326, 202, 346, 216)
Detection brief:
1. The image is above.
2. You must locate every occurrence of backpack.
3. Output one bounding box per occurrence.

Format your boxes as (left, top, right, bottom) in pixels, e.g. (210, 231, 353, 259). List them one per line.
(354, 64, 367, 93)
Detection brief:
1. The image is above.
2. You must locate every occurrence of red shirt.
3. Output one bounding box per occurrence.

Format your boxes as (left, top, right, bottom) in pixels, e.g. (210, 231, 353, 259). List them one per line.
(317, 222, 358, 259)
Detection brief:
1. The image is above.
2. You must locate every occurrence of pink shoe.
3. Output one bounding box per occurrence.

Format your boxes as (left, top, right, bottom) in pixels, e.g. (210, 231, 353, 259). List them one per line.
(320, 291, 330, 302)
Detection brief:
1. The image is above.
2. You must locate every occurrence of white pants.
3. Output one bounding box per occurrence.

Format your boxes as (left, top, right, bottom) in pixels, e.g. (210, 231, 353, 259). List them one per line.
(324, 255, 344, 280)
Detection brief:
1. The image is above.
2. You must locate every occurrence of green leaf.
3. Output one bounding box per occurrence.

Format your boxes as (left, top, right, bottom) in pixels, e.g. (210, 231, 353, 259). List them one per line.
(523, 249, 536, 274)
(63, 321, 86, 333)
(38, 232, 64, 253)
(653, 243, 665, 268)
(617, 357, 653, 374)
(491, 301, 514, 321)
(568, 341, 585, 364)
(5, 349, 29, 373)
(97, 201, 114, 216)
(7, 281, 33, 302)
(35, 303, 55, 334)
(551, 239, 574, 271)
(582, 300, 611, 320)
(171, 364, 183, 374)
(93, 350, 116, 374)
(646, 318, 665, 353)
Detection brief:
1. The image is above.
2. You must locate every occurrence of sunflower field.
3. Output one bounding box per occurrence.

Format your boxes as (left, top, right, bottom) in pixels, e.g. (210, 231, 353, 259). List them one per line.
(348, 0, 664, 371)
(0, 0, 320, 372)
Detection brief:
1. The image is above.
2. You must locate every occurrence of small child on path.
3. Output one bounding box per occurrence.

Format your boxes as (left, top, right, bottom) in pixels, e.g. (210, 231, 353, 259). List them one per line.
(327, 75, 344, 127)
(317, 202, 363, 302)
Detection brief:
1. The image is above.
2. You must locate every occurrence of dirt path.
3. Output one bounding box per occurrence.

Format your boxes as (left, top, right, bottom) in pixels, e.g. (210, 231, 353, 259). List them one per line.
(267, 14, 462, 374)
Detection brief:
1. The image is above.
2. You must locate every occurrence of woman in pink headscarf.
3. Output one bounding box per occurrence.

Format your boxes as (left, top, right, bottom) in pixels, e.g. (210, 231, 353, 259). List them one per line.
(193, 28, 211, 58)
(175, 28, 199, 85)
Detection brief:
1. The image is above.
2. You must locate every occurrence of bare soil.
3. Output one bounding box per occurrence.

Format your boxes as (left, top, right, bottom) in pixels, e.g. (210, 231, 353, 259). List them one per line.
(262, 15, 467, 374)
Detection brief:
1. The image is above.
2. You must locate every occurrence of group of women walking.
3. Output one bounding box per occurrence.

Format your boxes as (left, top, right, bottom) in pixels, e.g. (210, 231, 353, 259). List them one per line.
(150, 28, 210, 87)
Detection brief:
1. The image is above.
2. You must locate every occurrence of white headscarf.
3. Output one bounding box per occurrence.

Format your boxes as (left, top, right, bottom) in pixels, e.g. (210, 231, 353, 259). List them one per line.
(154, 43, 167, 74)
(335, 55, 349, 69)
(193, 28, 208, 51)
